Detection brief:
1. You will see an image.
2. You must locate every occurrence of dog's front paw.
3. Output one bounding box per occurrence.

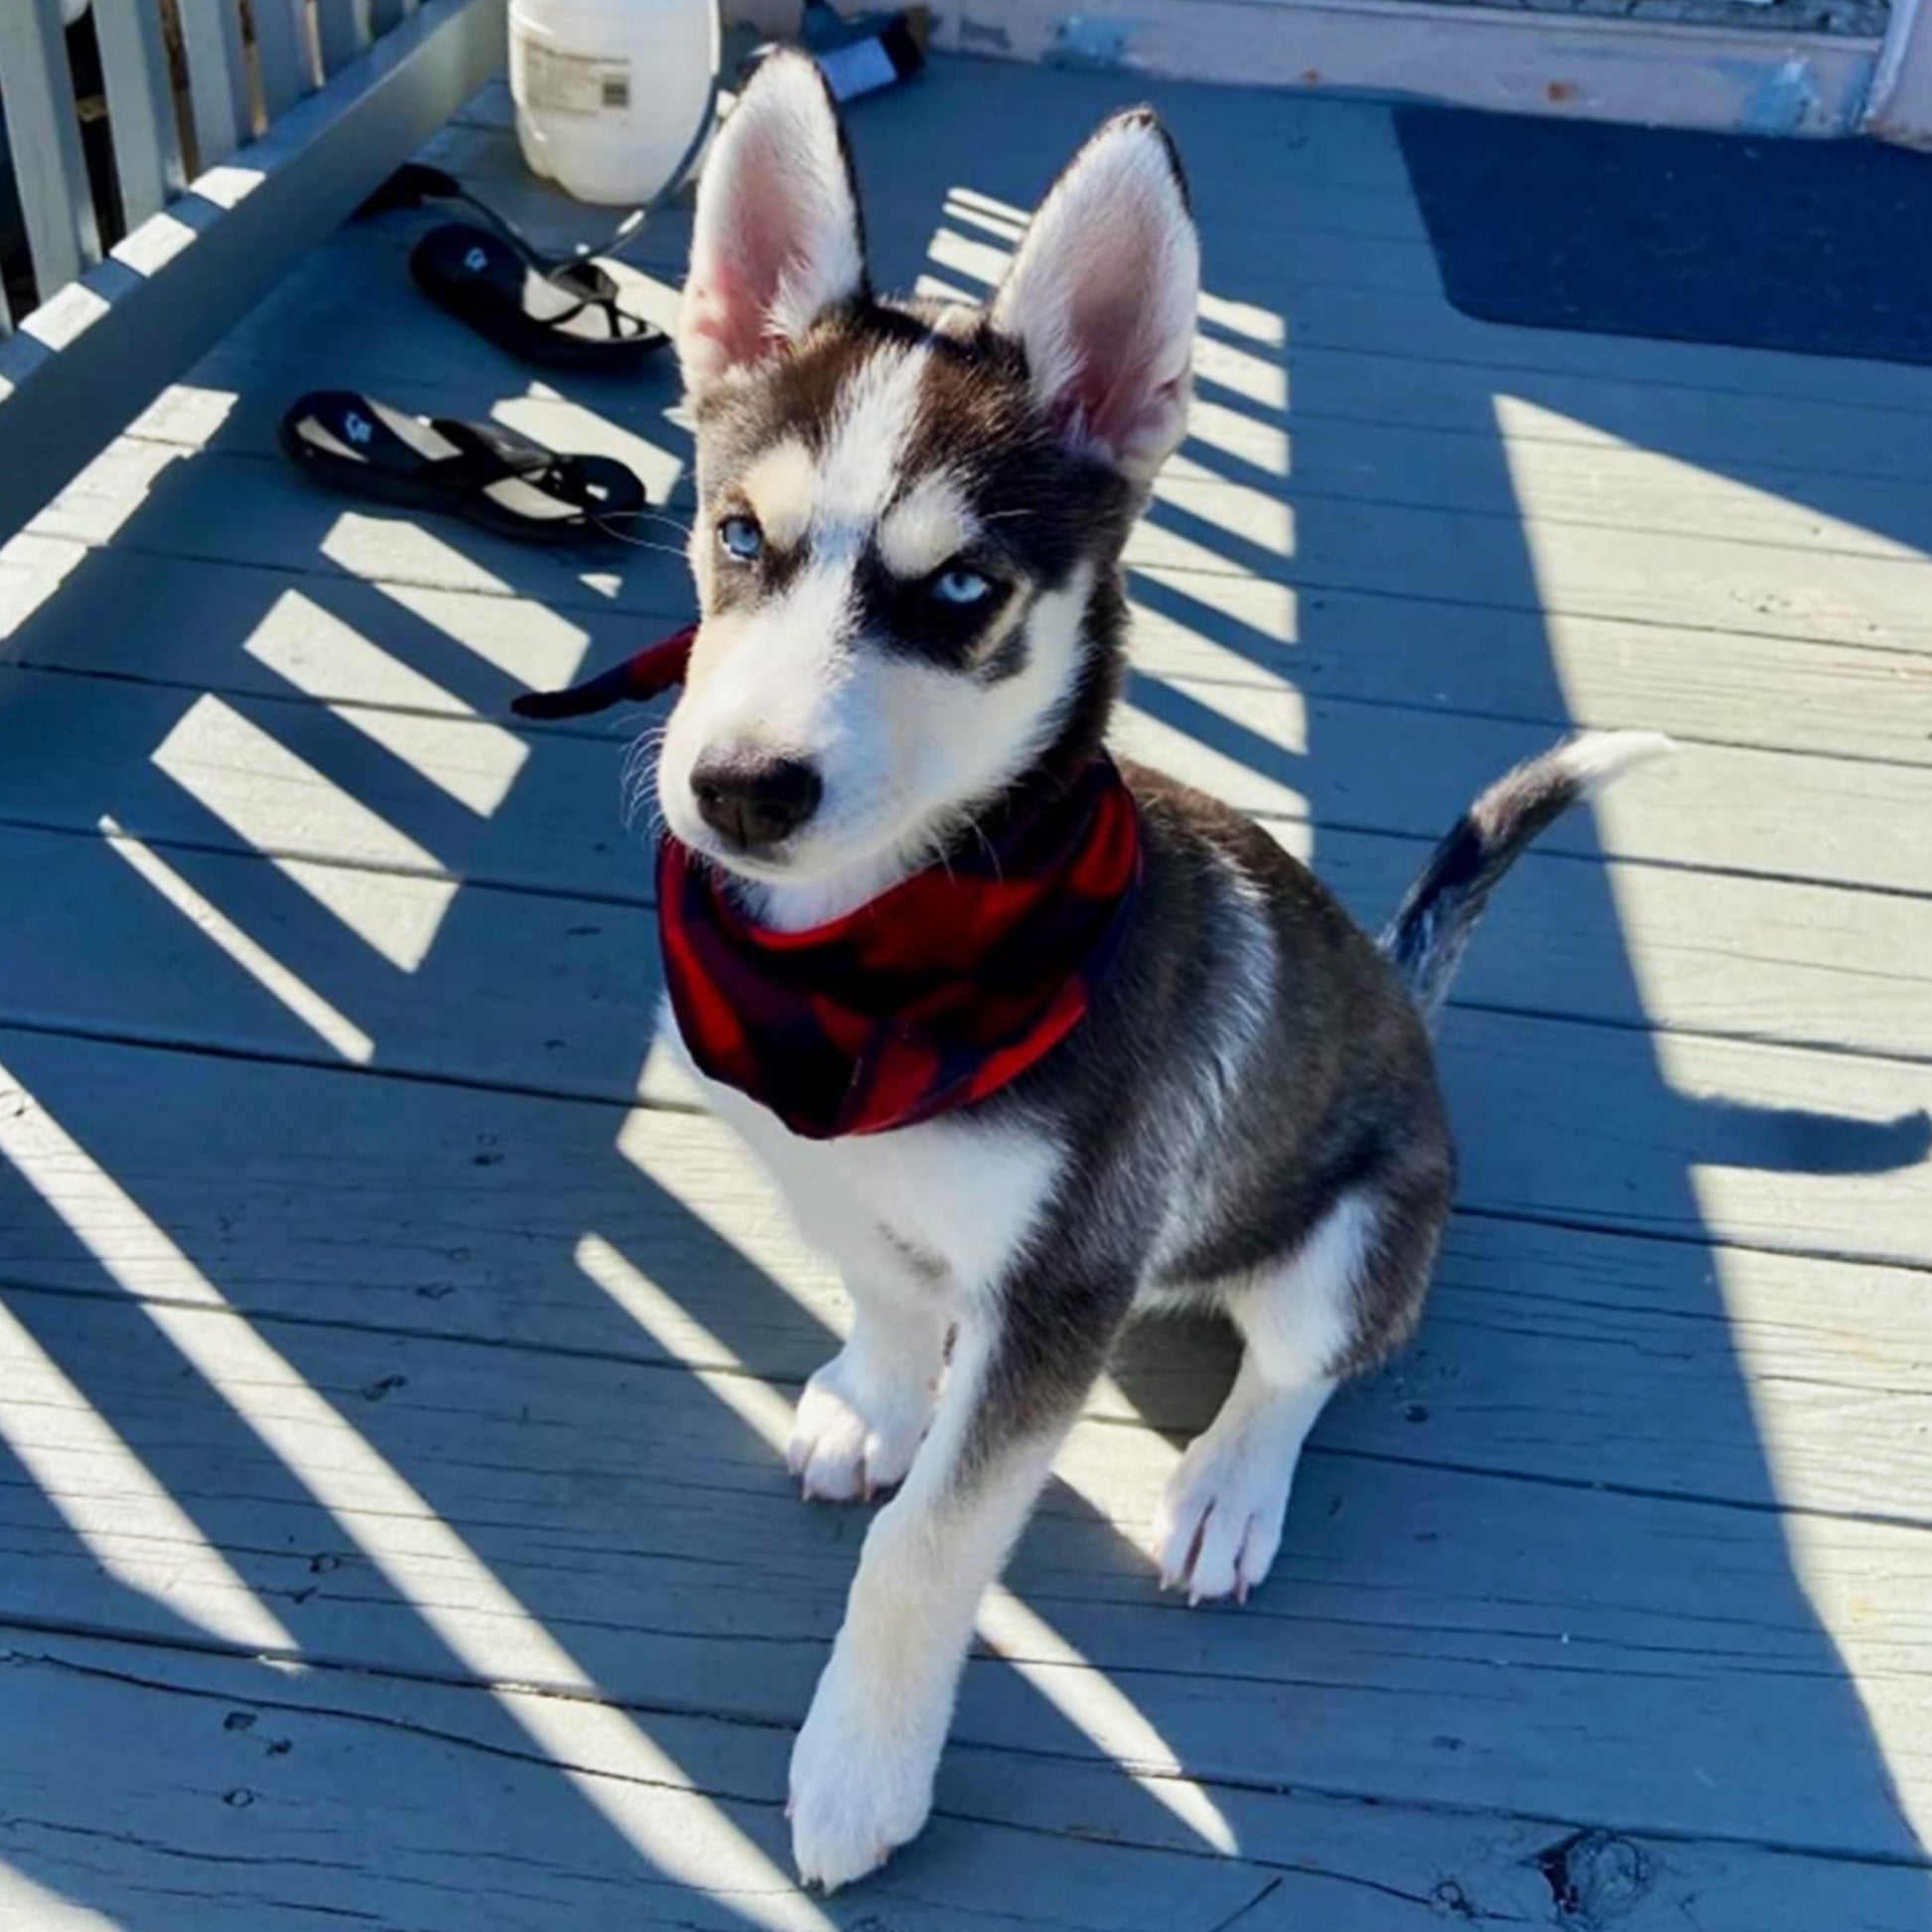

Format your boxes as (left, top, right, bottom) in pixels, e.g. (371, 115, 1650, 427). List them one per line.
(788, 1648, 937, 1890)
(787, 1346, 933, 1501)
(1154, 1422, 1296, 1605)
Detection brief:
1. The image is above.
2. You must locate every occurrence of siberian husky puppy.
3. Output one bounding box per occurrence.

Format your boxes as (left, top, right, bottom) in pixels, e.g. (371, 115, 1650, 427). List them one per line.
(651, 53, 1666, 1890)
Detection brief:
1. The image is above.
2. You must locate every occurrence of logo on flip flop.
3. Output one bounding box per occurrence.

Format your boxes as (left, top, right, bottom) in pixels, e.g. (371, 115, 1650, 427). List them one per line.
(465, 246, 487, 273)
(345, 412, 372, 446)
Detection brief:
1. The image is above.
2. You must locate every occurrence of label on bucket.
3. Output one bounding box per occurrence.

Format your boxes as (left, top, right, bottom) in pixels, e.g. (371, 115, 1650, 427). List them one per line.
(516, 36, 632, 117)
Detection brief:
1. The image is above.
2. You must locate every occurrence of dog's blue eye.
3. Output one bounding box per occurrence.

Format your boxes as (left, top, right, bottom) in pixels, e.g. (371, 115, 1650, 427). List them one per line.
(718, 514, 763, 562)
(930, 566, 991, 607)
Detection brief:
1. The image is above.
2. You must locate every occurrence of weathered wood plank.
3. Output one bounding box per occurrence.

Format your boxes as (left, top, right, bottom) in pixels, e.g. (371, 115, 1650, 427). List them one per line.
(2, 1289, 1928, 1864)
(176, 247, 1932, 509)
(3, 629, 1928, 905)
(1129, 486, 1932, 658)
(845, 61, 1932, 418)
(0, 1025, 1926, 1522)
(126, 363, 1932, 591)
(13, 1630, 1924, 1931)
(0, 1632, 1276, 1932)
(1440, 1007, 1931, 1268)
(1124, 568, 1932, 769)
(12, 527, 1930, 777)
(0, 778, 1927, 1091)
(36, 433, 1932, 663)
(1107, 683, 1932, 901)
(928, 2, 1882, 149)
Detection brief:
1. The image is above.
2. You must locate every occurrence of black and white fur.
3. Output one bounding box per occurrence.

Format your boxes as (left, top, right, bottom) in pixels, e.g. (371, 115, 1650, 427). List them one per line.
(653, 56, 1669, 1890)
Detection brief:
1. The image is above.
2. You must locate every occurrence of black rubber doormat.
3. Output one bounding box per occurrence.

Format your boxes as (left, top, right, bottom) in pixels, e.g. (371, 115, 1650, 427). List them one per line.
(1395, 106, 1932, 366)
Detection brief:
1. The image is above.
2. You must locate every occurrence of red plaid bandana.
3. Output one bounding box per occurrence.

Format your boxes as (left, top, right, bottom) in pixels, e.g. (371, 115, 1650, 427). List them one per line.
(516, 629, 1143, 1140)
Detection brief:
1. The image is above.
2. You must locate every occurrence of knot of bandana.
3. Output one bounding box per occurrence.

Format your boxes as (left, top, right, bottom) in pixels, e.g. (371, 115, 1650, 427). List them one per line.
(515, 630, 1143, 1139)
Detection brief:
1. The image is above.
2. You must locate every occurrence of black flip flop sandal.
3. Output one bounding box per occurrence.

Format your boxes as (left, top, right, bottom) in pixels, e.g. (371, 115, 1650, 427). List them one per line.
(410, 222, 667, 369)
(279, 390, 647, 545)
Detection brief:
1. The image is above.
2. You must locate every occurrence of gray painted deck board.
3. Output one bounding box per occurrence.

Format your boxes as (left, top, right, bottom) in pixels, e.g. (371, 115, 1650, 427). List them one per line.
(4, 1286, 1931, 1863)
(1, 53, 1929, 1932)
(15, 1632, 1932, 1932)
(0, 1027, 1928, 1519)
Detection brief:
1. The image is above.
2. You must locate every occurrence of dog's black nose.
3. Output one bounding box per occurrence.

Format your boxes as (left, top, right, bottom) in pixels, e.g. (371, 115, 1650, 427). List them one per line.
(691, 754, 823, 852)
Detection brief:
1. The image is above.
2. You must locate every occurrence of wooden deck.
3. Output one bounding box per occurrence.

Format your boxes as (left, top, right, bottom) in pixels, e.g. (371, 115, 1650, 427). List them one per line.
(2, 57, 1931, 1931)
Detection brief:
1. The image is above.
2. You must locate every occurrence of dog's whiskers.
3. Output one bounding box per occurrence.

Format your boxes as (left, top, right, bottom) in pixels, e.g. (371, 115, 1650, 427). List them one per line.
(621, 724, 669, 831)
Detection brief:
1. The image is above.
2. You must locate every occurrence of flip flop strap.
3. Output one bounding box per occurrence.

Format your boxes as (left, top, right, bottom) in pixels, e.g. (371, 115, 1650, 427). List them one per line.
(530, 263, 644, 342)
(422, 420, 605, 511)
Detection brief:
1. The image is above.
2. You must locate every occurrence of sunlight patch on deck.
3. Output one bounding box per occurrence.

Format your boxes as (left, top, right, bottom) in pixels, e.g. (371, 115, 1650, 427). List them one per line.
(0, 1066, 822, 1929)
(1192, 337, 1289, 414)
(320, 513, 514, 599)
(1128, 564, 1298, 644)
(578, 1233, 800, 1446)
(127, 380, 239, 448)
(1181, 399, 1290, 478)
(1151, 474, 1295, 558)
(0, 1864, 120, 1929)
(1114, 688, 1310, 826)
(372, 578, 596, 691)
(0, 533, 88, 638)
(150, 695, 455, 969)
(979, 1587, 1239, 1855)
(577, 1232, 1240, 1858)
(0, 1296, 297, 1655)
(925, 226, 1008, 294)
(98, 815, 374, 1063)
(1495, 396, 1928, 565)
(245, 593, 530, 815)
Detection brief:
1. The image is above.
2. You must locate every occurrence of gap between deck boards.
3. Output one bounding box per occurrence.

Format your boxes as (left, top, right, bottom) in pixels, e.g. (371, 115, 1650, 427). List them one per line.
(37, 442, 1932, 675)
(10, 1627, 1931, 1931)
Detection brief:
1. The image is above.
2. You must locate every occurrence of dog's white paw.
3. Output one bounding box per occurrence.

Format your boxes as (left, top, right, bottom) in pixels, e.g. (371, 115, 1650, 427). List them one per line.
(1153, 1420, 1297, 1604)
(787, 1346, 933, 1501)
(788, 1649, 937, 1891)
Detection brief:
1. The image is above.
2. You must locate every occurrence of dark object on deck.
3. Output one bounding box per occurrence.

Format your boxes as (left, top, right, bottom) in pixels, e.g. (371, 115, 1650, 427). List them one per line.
(279, 390, 647, 544)
(410, 221, 668, 367)
(1396, 108, 1932, 367)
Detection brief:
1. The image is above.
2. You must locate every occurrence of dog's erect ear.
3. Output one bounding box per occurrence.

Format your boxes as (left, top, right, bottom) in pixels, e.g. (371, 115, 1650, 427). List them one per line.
(678, 54, 868, 396)
(991, 111, 1198, 483)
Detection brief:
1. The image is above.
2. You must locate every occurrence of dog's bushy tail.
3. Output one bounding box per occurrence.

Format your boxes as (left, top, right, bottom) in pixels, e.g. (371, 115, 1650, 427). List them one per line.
(1380, 732, 1674, 1025)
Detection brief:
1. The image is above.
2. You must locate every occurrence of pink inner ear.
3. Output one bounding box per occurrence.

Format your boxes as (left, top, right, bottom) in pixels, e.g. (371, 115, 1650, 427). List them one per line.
(1060, 232, 1185, 457)
(685, 140, 814, 379)
(683, 262, 769, 374)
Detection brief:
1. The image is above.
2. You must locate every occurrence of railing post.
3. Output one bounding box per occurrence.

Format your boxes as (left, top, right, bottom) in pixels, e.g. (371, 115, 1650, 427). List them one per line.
(316, 0, 377, 76)
(179, 0, 252, 167)
(93, 0, 189, 229)
(254, 0, 321, 120)
(1863, 0, 1932, 143)
(0, 0, 103, 304)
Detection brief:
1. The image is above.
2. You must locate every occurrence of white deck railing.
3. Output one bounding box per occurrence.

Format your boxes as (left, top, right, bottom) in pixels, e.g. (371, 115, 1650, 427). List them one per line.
(0, 0, 504, 546)
(0, 1, 433, 332)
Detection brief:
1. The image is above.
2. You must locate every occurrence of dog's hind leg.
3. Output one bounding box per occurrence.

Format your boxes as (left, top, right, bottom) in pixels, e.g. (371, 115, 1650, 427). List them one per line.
(788, 1251, 1135, 1890)
(1155, 1181, 1441, 1604)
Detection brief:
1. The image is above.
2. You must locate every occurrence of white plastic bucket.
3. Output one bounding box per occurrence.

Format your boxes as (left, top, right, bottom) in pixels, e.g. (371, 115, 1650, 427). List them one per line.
(509, 0, 720, 207)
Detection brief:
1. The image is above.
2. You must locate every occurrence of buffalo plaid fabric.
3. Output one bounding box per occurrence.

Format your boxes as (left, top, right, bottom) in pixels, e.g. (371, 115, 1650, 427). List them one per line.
(659, 756, 1143, 1140)
(513, 628, 1144, 1139)
(509, 624, 697, 720)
